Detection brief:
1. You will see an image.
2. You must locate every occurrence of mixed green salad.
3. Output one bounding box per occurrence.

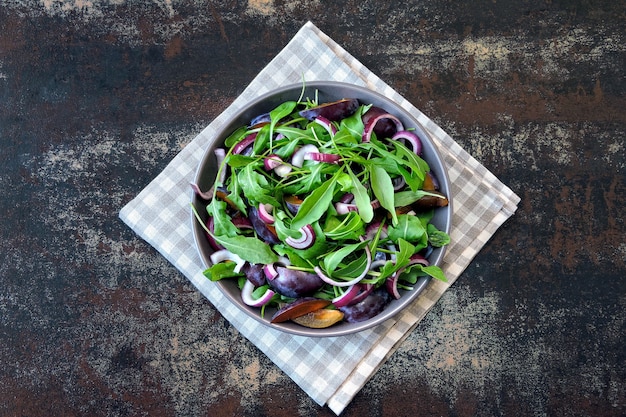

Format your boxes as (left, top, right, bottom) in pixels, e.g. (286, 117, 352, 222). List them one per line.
(193, 91, 450, 329)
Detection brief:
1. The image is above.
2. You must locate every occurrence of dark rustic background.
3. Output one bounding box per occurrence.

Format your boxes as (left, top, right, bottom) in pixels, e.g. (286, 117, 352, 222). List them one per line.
(1, 1, 625, 416)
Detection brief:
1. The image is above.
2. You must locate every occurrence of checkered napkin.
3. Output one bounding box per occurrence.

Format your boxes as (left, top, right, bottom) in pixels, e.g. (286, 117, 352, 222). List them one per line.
(119, 21, 520, 415)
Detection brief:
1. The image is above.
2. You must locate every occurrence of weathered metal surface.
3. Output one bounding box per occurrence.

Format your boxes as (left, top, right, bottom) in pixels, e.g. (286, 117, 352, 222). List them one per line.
(1, 1, 624, 416)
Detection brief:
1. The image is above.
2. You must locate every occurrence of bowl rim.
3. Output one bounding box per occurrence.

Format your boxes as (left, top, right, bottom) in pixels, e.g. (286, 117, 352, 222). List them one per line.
(191, 80, 452, 337)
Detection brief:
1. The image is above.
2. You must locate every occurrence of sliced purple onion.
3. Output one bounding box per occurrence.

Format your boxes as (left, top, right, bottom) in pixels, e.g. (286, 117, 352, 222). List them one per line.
(264, 154, 283, 171)
(210, 249, 246, 273)
(263, 256, 291, 281)
(362, 107, 404, 142)
(257, 203, 275, 224)
(285, 224, 316, 249)
(313, 116, 338, 136)
(392, 130, 423, 155)
(364, 221, 388, 241)
(241, 279, 276, 307)
(263, 263, 279, 281)
(291, 144, 319, 168)
(348, 284, 375, 305)
(385, 274, 402, 299)
(339, 193, 354, 203)
(249, 112, 271, 127)
(274, 164, 292, 177)
(331, 284, 361, 308)
(335, 202, 358, 215)
(306, 152, 341, 164)
(190, 183, 213, 200)
(232, 133, 257, 155)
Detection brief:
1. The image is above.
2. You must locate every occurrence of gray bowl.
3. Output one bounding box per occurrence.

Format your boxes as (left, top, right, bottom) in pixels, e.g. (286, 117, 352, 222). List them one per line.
(192, 81, 452, 337)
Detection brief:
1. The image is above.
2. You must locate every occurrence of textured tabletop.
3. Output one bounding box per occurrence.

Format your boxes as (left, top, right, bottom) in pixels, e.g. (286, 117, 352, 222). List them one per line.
(1, 2, 625, 416)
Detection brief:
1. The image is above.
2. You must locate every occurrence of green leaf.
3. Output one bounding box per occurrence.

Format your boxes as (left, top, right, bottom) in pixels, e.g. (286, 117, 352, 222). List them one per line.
(322, 240, 369, 277)
(207, 199, 238, 237)
(387, 214, 426, 243)
(227, 154, 257, 168)
(211, 234, 278, 265)
(370, 164, 397, 225)
(348, 168, 373, 223)
(403, 264, 448, 282)
(291, 172, 339, 230)
(394, 190, 443, 207)
(391, 140, 428, 181)
(203, 262, 243, 281)
(252, 124, 271, 155)
(427, 223, 451, 247)
(224, 126, 250, 148)
(323, 211, 365, 241)
(237, 164, 277, 206)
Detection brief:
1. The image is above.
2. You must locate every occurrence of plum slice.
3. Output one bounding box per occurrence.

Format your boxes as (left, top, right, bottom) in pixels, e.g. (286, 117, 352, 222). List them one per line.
(299, 98, 359, 121)
(268, 266, 324, 298)
(270, 297, 331, 323)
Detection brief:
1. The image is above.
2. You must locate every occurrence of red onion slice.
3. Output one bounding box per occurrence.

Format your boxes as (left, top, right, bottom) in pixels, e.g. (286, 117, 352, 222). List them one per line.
(257, 203, 275, 224)
(210, 249, 246, 273)
(348, 283, 374, 305)
(305, 152, 341, 164)
(331, 284, 361, 308)
(241, 279, 276, 307)
(264, 154, 283, 171)
(385, 274, 402, 299)
(392, 130, 423, 155)
(362, 107, 404, 142)
(291, 144, 319, 168)
(335, 202, 358, 215)
(285, 224, 316, 249)
(232, 133, 257, 155)
(313, 116, 338, 136)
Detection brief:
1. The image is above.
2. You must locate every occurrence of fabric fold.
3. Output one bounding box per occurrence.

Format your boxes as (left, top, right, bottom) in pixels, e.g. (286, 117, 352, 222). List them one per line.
(119, 21, 520, 415)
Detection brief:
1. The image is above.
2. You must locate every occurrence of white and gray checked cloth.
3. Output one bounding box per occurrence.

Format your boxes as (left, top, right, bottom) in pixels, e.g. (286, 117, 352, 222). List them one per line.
(119, 21, 520, 414)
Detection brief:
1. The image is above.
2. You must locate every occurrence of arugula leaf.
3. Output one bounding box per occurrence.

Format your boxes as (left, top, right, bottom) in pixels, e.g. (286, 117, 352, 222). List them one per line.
(427, 223, 451, 247)
(370, 164, 398, 225)
(203, 262, 244, 281)
(322, 240, 369, 277)
(252, 124, 271, 155)
(339, 104, 369, 142)
(237, 164, 278, 206)
(402, 264, 448, 282)
(323, 211, 365, 241)
(224, 126, 249, 148)
(207, 199, 238, 237)
(268, 101, 297, 150)
(211, 234, 278, 264)
(394, 190, 444, 207)
(227, 154, 257, 168)
(348, 167, 373, 223)
(391, 140, 428, 181)
(290, 172, 339, 230)
(387, 214, 426, 243)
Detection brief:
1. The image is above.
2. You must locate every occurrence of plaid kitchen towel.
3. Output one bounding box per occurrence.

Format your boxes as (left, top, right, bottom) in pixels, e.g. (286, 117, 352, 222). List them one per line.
(119, 21, 520, 415)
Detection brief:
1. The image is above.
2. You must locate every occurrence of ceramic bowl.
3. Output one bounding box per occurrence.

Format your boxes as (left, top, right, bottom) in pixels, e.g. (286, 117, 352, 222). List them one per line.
(192, 81, 452, 337)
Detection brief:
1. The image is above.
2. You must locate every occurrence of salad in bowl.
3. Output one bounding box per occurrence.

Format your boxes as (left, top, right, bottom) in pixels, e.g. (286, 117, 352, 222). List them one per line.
(192, 81, 451, 337)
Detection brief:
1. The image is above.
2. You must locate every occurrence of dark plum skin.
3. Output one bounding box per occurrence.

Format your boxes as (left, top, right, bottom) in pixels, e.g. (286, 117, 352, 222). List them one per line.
(299, 98, 359, 121)
(362, 106, 400, 138)
(268, 266, 324, 298)
(339, 289, 391, 323)
(248, 206, 281, 244)
(243, 263, 266, 287)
